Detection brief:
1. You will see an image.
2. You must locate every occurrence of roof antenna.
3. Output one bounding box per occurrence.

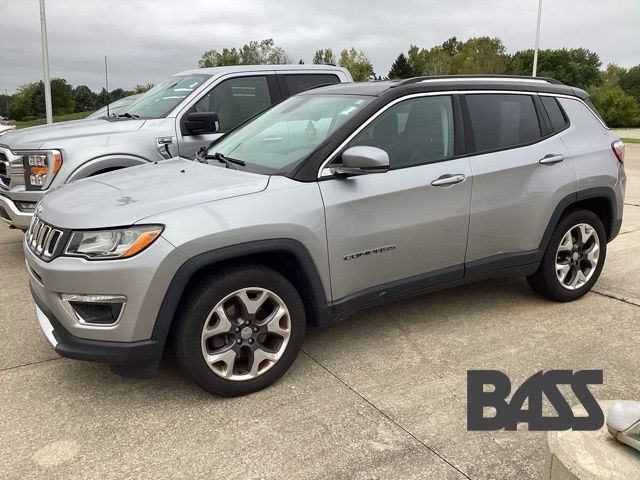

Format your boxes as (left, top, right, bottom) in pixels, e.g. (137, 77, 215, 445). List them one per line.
(104, 55, 110, 116)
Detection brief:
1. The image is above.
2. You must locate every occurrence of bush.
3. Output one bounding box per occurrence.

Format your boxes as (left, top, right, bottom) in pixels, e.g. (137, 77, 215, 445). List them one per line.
(589, 85, 640, 127)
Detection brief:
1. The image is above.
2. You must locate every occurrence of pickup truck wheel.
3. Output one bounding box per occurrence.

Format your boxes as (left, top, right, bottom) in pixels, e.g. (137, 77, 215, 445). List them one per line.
(174, 265, 305, 396)
(527, 209, 606, 302)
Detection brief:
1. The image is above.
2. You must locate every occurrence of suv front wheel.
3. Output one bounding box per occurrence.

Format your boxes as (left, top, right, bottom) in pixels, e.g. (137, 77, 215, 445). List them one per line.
(175, 265, 305, 396)
(527, 209, 607, 302)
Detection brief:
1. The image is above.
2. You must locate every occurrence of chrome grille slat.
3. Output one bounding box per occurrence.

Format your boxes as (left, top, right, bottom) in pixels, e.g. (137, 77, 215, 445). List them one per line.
(27, 215, 63, 260)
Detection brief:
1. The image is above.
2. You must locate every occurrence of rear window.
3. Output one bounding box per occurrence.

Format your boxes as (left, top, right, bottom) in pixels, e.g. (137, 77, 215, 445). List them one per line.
(541, 96, 569, 131)
(465, 94, 542, 153)
(285, 74, 340, 95)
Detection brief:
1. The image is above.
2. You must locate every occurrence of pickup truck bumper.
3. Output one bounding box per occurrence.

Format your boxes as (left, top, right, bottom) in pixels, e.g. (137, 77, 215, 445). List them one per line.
(0, 192, 33, 230)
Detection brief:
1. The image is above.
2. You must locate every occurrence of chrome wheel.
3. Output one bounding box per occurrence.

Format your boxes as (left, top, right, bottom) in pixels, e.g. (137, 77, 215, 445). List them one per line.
(555, 223, 600, 290)
(200, 287, 291, 381)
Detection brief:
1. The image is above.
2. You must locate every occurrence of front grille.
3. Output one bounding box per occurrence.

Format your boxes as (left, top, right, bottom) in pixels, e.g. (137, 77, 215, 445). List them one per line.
(27, 216, 63, 259)
(0, 152, 9, 187)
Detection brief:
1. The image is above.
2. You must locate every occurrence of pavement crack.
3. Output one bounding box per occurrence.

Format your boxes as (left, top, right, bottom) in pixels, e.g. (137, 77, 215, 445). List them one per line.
(0, 356, 62, 373)
(591, 289, 640, 308)
(301, 348, 473, 480)
(624, 202, 639, 207)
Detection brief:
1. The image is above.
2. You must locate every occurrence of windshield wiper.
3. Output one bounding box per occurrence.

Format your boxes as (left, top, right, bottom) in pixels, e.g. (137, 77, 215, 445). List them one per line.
(116, 112, 139, 119)
(201, 151, 246, 169)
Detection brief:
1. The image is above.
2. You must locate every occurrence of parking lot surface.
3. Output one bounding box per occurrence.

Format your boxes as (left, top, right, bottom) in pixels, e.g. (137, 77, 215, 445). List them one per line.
(1, 146, 639, 479)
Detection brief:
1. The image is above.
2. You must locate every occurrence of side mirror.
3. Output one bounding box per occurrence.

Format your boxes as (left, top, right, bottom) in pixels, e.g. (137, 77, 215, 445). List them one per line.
(183, 112, 220, 135)
(331, 146, 390, 175)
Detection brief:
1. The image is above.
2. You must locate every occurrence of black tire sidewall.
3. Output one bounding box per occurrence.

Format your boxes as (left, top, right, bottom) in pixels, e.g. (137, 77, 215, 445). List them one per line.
(531, 209, 607, 301)
(175, 265, 306, 397)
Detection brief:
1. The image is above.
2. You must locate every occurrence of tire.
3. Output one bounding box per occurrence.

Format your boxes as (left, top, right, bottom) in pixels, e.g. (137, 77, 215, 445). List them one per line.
(527, 209, 607, 302)
(174, 265, 305, 396)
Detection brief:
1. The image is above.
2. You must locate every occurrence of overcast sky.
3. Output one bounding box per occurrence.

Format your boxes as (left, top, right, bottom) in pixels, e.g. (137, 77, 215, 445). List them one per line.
(2, 0, 639, 94)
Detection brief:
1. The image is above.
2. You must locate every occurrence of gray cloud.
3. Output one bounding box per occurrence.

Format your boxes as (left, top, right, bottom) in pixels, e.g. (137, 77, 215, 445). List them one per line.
(2, 0, 639, 93)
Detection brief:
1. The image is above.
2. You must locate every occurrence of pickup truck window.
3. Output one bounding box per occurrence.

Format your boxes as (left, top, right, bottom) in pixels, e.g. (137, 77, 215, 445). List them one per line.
(194, 76, 271, 132)
(208, 94, 372, 173)
(123, 74, 210, 119)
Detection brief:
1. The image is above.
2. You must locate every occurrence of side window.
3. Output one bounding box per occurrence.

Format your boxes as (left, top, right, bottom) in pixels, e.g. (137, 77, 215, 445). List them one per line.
(285, 74, 340, 95)
(465, 94, 542, 153)
(193, 76, 271, 132)
(541, 96, 569, 132)
(345, 96, 454, 169)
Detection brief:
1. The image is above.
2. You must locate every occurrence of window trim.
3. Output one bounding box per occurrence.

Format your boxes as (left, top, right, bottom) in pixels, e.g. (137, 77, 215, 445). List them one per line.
(539, 94, 571, 134)
(461, 92, 549, 157)
(313, 90, 597, 179)
(317, 91, 465, 178)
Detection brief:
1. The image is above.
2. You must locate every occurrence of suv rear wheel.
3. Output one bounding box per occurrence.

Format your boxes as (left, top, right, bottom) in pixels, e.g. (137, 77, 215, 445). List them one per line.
(174, 265, 305, 396)
(527, 209, 607, 301)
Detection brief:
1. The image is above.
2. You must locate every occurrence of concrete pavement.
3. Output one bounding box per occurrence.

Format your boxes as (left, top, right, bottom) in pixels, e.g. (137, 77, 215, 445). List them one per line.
(1, 147, 639, 479)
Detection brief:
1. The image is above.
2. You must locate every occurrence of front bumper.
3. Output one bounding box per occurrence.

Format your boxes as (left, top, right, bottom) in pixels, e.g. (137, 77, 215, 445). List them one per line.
(0, 192, 33, 229)
(32, 285, 165, 370)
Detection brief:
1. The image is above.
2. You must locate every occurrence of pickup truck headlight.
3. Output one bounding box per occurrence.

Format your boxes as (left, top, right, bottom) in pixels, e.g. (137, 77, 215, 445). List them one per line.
(18, 149, 63, 190)
(64, 225, 163, 260)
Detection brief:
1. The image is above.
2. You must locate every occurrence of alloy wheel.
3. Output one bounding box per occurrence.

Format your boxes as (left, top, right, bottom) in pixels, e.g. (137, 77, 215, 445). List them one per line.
(555, 223, 600, 290)
(200, 287, 291, 381)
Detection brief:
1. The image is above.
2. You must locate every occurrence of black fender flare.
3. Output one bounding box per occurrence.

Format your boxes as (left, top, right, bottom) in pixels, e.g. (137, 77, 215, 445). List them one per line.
(152, 239, 331, 343)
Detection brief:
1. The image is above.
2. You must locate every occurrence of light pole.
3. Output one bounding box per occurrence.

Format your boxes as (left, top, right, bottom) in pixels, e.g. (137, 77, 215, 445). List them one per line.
(532, 0, 543, 77)
(39, 0, 53, 124)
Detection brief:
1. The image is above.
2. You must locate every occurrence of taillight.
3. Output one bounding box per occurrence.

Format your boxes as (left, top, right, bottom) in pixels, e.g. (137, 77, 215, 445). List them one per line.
(612, 140, 625, 164)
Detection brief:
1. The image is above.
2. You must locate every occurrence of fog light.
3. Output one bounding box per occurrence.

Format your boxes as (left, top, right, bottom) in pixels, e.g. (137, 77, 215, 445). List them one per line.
(15, 201, 37, 212)
(60, 293, 126, 326)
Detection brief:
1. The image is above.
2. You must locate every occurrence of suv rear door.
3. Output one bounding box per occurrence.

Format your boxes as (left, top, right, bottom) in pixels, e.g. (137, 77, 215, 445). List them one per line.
(320, 94, 472, 306)
(462, 92, 575, 275)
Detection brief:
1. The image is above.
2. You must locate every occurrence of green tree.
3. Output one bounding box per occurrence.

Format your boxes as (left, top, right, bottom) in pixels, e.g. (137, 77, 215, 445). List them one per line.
(73, 85, 97, 112)
(589, 85, 639, 127)
(199, 47, 242, 67)
(620, 65, 640, 103)
(388, 53, 414, 79)
(131, 83, 154, 94)
(312, 48, 336, 65)
(507, 48, 601, 89)
(199, 38, 288, 67)
(96, 87, 110, 108)
(339, 48, 374, 81)
(405, 37, 507, 76)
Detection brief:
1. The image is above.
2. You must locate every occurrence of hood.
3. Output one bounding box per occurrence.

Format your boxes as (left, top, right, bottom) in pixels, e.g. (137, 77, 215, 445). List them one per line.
(38, 158, 269, 229)
(0, 118, 145, 150)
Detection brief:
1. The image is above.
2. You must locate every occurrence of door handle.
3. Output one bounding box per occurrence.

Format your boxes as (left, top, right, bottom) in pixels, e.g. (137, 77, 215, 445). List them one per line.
(431, 174, 466, 187)
(539, 154, 565, 165)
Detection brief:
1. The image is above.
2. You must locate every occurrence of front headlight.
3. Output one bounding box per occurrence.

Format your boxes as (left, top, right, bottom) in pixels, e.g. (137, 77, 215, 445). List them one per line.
(17, 149, 63, 190)
(64, 225, 163, 260)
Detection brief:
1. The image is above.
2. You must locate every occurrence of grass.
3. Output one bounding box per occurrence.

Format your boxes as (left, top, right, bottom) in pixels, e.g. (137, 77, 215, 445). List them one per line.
(12, 111, 93, 129)
(621, 137, 640, 144)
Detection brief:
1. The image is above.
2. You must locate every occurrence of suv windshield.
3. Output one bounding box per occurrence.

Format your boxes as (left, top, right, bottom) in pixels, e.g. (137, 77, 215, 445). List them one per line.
(207, 94, 373, 174)
(122, 74, 210, 119)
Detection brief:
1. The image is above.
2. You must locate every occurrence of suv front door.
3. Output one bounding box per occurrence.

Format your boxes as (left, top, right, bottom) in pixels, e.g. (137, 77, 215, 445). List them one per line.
(319, 95, 472, 306)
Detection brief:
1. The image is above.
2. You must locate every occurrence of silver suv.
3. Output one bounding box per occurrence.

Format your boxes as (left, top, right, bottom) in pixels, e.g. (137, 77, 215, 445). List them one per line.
(0, 65, 351, 230)
(25, 76, 626, 396)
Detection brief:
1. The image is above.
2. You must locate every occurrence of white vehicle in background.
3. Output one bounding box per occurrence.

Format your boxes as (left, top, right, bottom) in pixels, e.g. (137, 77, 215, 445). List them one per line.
(0, 64, 351, 230)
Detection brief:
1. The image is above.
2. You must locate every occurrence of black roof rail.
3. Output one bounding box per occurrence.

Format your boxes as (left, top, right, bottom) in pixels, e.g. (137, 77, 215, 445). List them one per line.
(390, 74, 564, 87)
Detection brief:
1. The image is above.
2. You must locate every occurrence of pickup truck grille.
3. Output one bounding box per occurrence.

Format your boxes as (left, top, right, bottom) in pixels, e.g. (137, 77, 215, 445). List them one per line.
(0, 148, 25, 188)
(0, 152, 9, 187)
(27, 215, 64, 260)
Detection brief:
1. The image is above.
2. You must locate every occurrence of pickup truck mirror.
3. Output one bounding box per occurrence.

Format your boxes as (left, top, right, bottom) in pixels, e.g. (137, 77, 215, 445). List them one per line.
(331, 146, 390, 175)
(183, 112, 220, 135)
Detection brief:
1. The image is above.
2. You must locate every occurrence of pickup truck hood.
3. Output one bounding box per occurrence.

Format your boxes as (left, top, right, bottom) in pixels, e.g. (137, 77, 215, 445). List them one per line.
(0, 118, 145, 150)
(38, 158, 269, 229)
